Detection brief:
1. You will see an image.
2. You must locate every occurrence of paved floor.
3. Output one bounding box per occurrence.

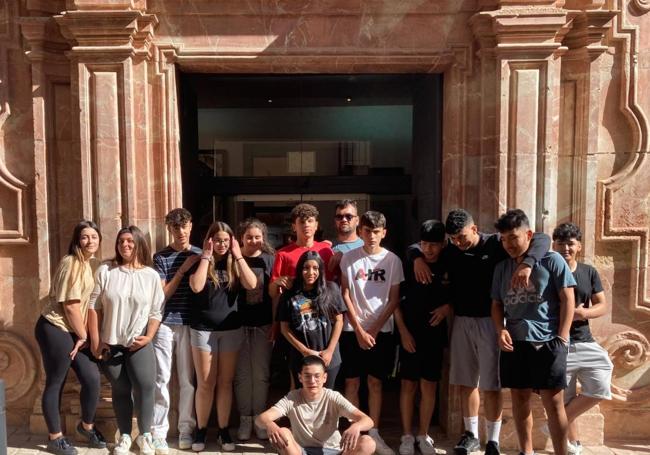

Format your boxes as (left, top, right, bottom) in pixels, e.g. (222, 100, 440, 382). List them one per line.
(7, 426, 650, 455)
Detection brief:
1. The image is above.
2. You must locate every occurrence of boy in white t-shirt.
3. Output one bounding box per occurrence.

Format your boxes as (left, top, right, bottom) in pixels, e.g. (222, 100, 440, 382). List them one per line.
(340, 211, 405, 455)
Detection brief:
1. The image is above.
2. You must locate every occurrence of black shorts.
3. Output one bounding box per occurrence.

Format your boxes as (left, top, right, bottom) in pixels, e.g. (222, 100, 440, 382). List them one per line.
(500, 338, 568, 390)
(398, 329, 445, 382)
(339, 331, 395, 380)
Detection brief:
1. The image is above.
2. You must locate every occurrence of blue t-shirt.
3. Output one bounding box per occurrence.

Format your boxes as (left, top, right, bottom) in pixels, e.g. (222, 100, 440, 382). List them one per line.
(491, 251, 576, 342)
(153, 245, 202, 325)
(332, 238, 364, 254)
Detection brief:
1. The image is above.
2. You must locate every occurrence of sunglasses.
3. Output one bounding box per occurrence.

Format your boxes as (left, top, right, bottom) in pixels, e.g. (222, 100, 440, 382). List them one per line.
(335, 214, 356, 221)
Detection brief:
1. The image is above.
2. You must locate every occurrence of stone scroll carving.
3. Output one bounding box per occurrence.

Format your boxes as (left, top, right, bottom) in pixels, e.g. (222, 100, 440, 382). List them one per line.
(597, 0, 650, 315)
(631, 0, 650, 14)
(603, 330, 650, 402)
(0, 9, 30, 244)
(0, 330, 38, 403)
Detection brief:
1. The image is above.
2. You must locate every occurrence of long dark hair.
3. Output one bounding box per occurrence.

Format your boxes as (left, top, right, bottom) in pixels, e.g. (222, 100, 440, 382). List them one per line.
(68, 220, 102, 259)
(64, 220, 102, 288)
(112, 225, 153, 267)
(290, 251, 338, 320)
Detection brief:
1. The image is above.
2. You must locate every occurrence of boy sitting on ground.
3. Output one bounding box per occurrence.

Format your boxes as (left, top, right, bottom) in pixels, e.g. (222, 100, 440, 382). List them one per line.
(255, 355, 376, 455)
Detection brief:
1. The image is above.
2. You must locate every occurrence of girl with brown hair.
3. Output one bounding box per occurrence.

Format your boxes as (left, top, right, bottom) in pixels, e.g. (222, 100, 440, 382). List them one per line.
(35, 220, 105, 455)
(188, 221, 258, 451)
(88, 226, 165, 455)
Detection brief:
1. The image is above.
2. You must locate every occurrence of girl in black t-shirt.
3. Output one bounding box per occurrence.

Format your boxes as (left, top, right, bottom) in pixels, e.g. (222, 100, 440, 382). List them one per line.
(234, 218, 276, 441)
(188, 221, 258, 451)
(278, 251, 346, 389)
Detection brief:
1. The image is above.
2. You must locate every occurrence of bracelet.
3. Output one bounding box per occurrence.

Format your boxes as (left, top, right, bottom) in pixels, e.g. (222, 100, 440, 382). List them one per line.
(201, 255, 211, 261)
(235, 257, 245, 262)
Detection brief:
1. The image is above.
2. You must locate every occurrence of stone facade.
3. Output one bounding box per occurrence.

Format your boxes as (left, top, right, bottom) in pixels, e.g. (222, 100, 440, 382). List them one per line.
(0, 0, 649, 448)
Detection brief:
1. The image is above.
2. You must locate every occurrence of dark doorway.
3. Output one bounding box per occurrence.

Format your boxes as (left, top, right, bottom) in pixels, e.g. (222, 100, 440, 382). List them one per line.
(179, 73, 443, 253)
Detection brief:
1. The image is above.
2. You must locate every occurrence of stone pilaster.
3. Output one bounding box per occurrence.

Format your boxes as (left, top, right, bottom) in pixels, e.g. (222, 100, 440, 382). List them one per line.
(470, 4, 573, 450)
(470, 5, 572, 232)
(55, 7, 161, 259)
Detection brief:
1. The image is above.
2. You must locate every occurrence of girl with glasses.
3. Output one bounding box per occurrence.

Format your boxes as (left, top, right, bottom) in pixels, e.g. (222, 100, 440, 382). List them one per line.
(188, 221, 258, 451)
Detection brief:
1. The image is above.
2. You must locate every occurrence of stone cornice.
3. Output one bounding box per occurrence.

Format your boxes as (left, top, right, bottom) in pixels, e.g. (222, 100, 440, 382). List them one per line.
(471, 3, 619, 60)
(55, 9, 158, 57)
(19, 17, 70, 63)
(470, 6, 574, 55)
(562, 9, 617, 56)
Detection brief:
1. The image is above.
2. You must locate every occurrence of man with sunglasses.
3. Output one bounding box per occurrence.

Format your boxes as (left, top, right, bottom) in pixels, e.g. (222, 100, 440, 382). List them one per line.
(329, 200, 364, 278)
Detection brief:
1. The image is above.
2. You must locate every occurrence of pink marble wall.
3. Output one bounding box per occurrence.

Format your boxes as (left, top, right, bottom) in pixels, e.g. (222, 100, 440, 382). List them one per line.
(0, 0, 648, 447)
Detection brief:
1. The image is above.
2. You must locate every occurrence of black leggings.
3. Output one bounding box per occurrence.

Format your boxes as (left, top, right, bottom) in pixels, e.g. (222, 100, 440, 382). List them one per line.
(34, 316, 101, 434)
(100, 343, 156, 435)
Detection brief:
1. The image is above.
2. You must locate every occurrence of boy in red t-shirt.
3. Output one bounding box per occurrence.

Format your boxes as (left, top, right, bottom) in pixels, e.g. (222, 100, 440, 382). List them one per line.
(270, 203, 334, 296)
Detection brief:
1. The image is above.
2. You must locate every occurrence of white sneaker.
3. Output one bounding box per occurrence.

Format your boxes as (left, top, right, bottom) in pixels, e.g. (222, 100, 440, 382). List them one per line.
(568, 440, 583, 455)
(113, 434, 132, 455)
(253, 415, 268, 440)
(416, 435, 436, 455)
(136, 433, 155, 455)
(152, 438, 168, 455)
(238, 416, 252, 440)
(178, 433, 193, 450)
(369, 429, 395, 455)
(398, 434, 415, 455)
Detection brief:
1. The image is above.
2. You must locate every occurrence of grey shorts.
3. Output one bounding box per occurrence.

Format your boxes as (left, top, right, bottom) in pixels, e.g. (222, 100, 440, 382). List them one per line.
(190, 327, 243, 353)
(449, 316, 501, 391)
(565, 341, 613, 402)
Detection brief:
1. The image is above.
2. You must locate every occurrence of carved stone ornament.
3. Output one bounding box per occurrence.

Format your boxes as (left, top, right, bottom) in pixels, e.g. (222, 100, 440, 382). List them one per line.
(603, 330, 650, 402)
(0, 330, 38, 403)
(631, 0, 650, 14)
(0, 46, 29, 244)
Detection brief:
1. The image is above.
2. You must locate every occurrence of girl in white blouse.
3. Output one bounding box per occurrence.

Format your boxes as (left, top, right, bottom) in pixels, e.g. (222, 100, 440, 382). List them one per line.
(88, 226, 165, 455)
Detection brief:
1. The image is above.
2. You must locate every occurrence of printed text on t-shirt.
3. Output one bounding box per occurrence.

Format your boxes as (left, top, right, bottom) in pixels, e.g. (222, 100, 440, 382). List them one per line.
(354, 268, 386, 281)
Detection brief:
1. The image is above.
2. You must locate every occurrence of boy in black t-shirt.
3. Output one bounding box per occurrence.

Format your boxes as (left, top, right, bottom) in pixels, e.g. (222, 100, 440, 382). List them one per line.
(395, 220, 450, 455)
(552, 223, 612, 455)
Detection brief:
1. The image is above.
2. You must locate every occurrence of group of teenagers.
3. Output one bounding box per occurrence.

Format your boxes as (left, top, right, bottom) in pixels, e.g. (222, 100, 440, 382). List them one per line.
(34, 199, 613, 455)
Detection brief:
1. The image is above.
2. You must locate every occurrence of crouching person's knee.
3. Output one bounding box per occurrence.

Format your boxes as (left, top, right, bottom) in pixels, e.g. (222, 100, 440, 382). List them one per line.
(345, 434, 375, 455)
(273, 428, 301, 455)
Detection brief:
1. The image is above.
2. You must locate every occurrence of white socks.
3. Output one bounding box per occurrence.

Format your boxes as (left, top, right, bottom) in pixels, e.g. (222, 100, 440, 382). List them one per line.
(462, 417, 501, 442)
(463, 416, 479, 437)
(486, 420, 502, 443)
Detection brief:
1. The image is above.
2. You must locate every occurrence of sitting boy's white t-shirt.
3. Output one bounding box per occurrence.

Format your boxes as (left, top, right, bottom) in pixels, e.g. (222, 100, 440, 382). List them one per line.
(271, 388, 357, 449)
(340, 247, 404, 333)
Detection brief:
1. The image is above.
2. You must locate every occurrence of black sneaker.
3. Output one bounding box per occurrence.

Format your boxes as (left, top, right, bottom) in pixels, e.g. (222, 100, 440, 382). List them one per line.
(76, 422, 107, 449)
(485, 440, 500, 455)
(218, 427, 235, 451)
(46, 437, 78, 455)
(454, 431, 480, 454)
(192, 428, 207, 452)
